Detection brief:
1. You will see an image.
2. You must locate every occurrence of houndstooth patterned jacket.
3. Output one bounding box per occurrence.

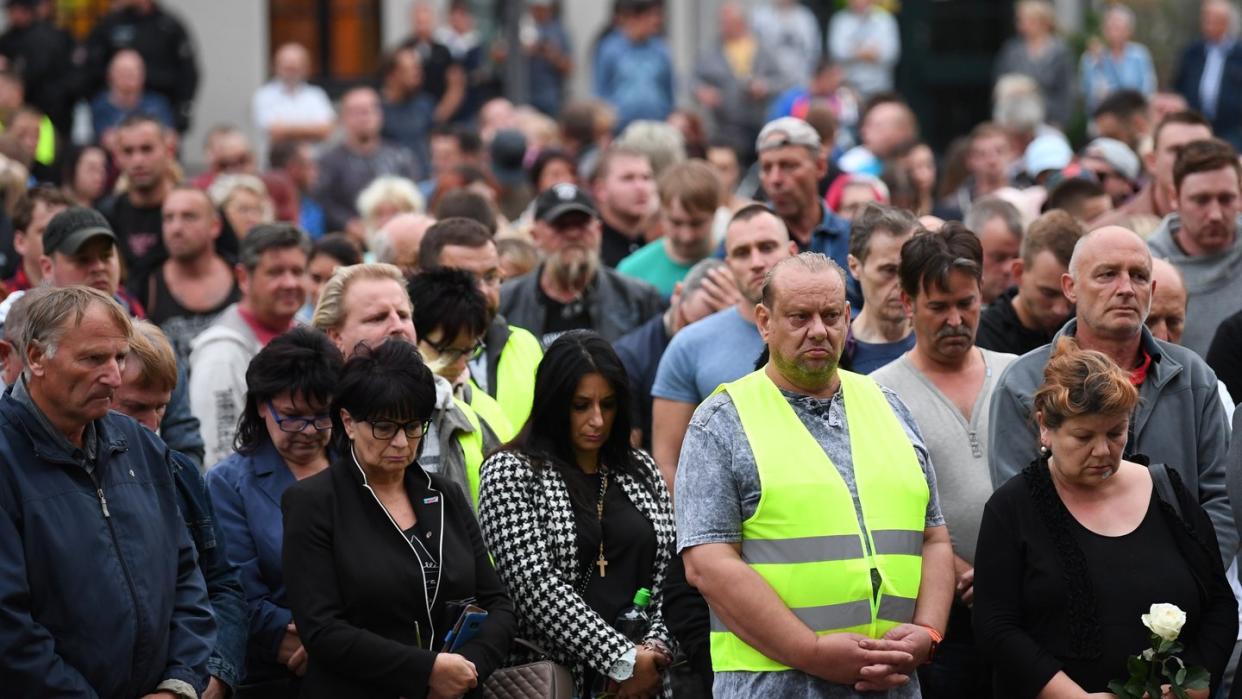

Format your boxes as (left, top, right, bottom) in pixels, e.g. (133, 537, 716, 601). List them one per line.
(477, 449, 676, 696)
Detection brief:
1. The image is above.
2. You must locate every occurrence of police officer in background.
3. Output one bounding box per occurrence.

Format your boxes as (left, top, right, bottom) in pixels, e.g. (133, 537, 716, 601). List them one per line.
(676, 252, 954, 698)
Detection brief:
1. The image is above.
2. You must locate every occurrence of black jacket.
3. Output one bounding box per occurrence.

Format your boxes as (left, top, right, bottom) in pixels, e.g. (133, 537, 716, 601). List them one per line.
(974, 287, 1062, 357)
(282, 453, 516, 699)
(499, 263, 666, 343)
(1176, 39, 1242, 146)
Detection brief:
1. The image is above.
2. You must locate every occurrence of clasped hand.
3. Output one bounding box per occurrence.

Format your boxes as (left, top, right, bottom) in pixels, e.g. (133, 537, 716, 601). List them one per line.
(807, 625, 932, 692)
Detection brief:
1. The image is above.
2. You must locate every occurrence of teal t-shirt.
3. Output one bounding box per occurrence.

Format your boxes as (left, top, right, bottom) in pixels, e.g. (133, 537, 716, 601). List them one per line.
(616, 240, 692, 298)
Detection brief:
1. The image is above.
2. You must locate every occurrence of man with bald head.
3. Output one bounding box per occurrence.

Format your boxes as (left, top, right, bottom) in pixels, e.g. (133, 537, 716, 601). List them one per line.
(252, 42, 335, 150)
(373, 212, 434, 274)
(1175, 0, 1242, 148)
(677, 251, 953, 697)
(989, 225, 1236, 564)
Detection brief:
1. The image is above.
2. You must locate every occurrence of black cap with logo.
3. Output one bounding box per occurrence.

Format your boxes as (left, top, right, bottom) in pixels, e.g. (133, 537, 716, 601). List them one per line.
(534, 183, 597, 223)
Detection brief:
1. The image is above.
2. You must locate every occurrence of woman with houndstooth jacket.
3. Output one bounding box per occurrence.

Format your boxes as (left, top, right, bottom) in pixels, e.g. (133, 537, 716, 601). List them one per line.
(478, 330, 677, 698)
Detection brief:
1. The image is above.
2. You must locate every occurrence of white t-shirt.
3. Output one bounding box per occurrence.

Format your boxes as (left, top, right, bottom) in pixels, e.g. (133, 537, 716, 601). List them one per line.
(251, 81, 335, 133)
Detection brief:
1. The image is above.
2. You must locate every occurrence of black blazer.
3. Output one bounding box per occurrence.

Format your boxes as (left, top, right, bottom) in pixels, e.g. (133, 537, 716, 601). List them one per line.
(282, 452, 516, 699)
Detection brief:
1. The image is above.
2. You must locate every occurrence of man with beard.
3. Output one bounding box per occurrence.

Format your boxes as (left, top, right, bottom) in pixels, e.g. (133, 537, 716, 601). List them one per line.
(498, 183, 665, 347)
(755, 117, 855, 305)
(593, 144, 659, 267)
(676, 252, 953, 698)
(650, 204, 795, 487)
(190, 224, 309, 467)
(419, 217, 543, 434)
(872, 223, 1017, 698)
(975, 210, 1082, 356)
(845, 203, 918, 373)
(989, 226, 1236, 565)
(1147, 137, 1242, 356)
(618, 159, 721, 297)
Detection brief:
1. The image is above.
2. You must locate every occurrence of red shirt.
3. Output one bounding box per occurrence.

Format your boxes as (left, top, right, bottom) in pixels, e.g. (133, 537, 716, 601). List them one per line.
(1129, 351, 1154, 386)
(237, 304, 293, 346)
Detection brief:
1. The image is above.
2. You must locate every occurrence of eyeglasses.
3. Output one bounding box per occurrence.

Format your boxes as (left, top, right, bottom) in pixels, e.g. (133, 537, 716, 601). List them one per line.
(266, 401, 332, 433)
(426, 338, 485, 363)
(366, 418, 432, 441)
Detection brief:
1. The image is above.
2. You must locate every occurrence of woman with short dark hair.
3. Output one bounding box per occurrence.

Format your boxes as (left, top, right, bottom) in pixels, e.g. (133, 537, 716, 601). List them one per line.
(206, 328, 343, 697)
(282, 339, 516, 698)
(478, 330, 676, 698)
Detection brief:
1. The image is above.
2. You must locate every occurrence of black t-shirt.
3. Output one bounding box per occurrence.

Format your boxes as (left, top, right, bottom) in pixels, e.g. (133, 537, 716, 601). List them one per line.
(106, 196, 165, 285)
(399, 37, 455, 99)
(538, 285, 592, 347)
(974, 286, 1060, 357)
(601, 219, 644, 269)
(561, 466, 657, 631)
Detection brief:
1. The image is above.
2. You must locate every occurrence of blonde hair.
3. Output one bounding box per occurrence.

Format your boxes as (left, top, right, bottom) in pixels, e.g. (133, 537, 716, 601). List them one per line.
(127, 320, 178, 392)
(356, 175, 424, 235)
(1017, 0, 1057, 33)
(1033, 337, 1139, 429)
(311, 262, 409, 332)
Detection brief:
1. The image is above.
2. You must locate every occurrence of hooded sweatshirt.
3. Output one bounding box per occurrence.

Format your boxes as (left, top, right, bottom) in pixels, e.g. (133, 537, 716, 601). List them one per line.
(189, 303, 263, 468)
(1147, 213, 1242, 357)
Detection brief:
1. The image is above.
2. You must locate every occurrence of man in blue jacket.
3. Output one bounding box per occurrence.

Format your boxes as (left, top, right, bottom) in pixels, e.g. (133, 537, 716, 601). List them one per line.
(0, 285, 215, 696)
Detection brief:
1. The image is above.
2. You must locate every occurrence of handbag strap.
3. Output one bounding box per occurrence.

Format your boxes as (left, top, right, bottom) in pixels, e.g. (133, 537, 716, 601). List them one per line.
(511, 637, 555, 659)
(1150, 462, 1183, 520)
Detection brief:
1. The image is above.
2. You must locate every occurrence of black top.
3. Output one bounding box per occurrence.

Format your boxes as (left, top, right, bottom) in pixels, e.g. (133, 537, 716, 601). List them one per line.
(538, 285, 593, 347)
(561, 465, 657, 688)
(974, 286, 1061, 357)
(106, 196, 165, 287)
(282, 457, 516, 698)
(1207, 308, 1242, 404)
(600, 219, 644, 269)
(973, 460, 1237, 698)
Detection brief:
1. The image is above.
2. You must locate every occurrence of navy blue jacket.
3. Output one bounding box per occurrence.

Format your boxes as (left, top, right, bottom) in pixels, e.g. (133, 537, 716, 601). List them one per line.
(0, 394, 216, 696)
(1175, 40, 1242, 147)
(171, 448, 248, 689)
(206, 442, 299, 685)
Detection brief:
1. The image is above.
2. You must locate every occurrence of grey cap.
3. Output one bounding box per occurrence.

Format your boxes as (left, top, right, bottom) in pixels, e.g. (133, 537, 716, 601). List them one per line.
(1083, 137, 1142, 183)
(756, 117, 822, 154)
(42, 207, 116, 256)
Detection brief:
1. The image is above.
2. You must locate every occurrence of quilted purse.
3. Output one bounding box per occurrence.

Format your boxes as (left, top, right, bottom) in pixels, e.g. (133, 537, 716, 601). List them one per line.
(482, 638, 574, 699)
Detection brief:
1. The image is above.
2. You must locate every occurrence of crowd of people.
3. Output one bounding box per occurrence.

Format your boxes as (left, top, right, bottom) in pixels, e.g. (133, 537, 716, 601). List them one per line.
(6, 0, 1242, 698)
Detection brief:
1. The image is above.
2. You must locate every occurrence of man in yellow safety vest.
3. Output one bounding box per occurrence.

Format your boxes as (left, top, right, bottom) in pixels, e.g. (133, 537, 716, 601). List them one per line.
(676, 251, 954, 697)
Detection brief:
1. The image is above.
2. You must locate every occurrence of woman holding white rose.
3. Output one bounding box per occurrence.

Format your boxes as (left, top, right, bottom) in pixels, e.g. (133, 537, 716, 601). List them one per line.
(973, 339, 1237, 698)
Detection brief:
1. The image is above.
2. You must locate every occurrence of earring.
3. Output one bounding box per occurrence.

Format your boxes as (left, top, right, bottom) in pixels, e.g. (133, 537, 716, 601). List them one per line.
(1039, 443, 1051, 458)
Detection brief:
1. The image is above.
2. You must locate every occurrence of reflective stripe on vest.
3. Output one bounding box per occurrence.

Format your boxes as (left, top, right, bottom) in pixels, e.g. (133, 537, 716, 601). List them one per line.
(469, 387, 516, 443)
(453, 397, 486, 508)
(708, 369, 928, 673)
(493, 326, 541, 432)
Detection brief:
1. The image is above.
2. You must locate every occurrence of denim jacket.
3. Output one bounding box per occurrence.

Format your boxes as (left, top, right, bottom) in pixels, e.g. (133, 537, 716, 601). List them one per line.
(171, 448, 248, 689)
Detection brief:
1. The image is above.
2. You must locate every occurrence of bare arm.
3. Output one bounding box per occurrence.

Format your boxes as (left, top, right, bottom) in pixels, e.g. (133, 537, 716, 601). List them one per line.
(652, 398, 696, 494)
(267, 122, 334, 142)
(434, 65, 466, 124)
(682, 543, 912, 684)
(913, 524, 954, 634)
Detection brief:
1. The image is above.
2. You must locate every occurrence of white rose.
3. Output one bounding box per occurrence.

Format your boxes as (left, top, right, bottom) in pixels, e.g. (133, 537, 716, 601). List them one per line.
(1141, 603, 1187, 642)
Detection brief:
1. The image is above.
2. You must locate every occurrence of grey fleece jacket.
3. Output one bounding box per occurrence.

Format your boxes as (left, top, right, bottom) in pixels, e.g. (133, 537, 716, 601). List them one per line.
(1147, 213, 1242, 357)
(189, 304, 262, 469)
(987, 319, 1237, 565)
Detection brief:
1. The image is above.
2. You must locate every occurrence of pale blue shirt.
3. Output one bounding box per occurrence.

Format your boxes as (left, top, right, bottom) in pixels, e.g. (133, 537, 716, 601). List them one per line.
(1079, 42, 1157, 112)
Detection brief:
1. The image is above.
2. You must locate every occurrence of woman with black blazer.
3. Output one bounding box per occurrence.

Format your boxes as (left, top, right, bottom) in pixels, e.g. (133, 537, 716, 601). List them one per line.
(478, 331, 677, 699)
(282, 339, 516, 698)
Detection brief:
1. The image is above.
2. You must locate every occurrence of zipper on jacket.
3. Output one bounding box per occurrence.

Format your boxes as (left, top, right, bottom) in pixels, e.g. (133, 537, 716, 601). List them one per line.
(91, 469, 146, 670)
(96, 487, 111, 518)
(350, 446, 444, 649)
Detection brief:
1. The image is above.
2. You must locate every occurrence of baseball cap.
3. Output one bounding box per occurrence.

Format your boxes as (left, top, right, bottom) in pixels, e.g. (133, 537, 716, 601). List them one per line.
(490, 129, 528, 187)
(1024, 134, 1073, 180)
(43, 207, 117, 256)
(756, 117, 822, 154)
(1082, 137, 1141, 183)
(534, 183, 597, 223)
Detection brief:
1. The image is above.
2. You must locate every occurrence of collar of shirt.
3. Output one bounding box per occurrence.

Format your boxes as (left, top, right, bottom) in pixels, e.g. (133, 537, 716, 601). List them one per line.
(12, 376, 98, 464)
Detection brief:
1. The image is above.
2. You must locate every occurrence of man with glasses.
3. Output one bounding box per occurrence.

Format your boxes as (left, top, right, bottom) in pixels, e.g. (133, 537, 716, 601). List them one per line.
(419, 217, 542, 432)
(409, 266, 516, 442)
(499, 183, 665, 347)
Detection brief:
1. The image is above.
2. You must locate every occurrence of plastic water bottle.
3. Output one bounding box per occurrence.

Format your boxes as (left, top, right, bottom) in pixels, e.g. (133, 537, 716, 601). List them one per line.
(592, 588, 653, 697)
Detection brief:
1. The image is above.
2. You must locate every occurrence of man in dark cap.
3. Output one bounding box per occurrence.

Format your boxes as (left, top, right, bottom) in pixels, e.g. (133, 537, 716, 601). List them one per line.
(498, 183, 665, 346)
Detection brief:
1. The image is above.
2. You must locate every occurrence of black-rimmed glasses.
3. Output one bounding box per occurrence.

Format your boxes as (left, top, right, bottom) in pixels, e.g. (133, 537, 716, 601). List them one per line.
(267, 401, 332, 433)
(366, 418, 432, 441)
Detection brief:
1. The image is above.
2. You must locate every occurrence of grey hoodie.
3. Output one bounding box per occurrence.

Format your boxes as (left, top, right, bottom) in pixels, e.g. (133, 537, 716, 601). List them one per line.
(189, 304, 263, 468)
(1147, 213, 1242, 357)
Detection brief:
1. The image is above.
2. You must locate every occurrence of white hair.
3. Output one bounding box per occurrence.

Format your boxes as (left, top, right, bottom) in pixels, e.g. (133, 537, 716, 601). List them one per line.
(356, 175, 424, 237)
(992, 73, 1046, 132)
